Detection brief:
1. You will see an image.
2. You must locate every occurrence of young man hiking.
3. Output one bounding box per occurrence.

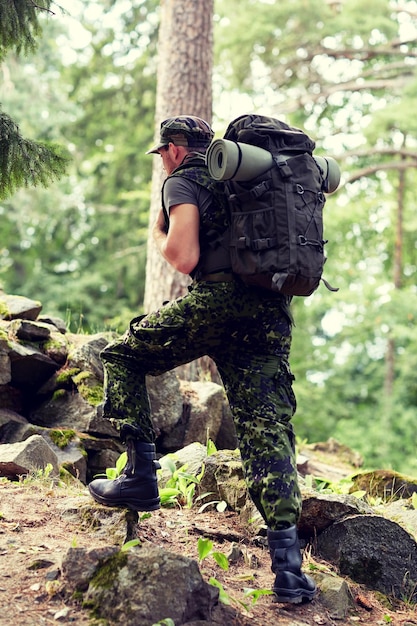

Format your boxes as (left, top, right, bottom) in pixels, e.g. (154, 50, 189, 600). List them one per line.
(88, 115, 316, 604)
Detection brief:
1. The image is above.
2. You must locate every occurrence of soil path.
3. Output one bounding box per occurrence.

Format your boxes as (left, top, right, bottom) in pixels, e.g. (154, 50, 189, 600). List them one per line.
(0, 481, 416, 626)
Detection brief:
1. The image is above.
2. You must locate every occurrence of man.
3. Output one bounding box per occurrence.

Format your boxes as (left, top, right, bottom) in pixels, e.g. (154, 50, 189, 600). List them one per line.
(88, 115, 316, 604)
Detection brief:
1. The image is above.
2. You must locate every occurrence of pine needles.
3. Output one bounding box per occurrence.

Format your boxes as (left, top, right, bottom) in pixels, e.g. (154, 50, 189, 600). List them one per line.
(0, 111, 69, 200)
(0, 1, 69, 199)
(0, 0, 54, 61)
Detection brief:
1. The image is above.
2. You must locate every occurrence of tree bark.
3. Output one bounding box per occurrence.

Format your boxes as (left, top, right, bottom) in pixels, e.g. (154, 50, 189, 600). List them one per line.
(144, 0, 214, 313)
(143, 0, 219, 383)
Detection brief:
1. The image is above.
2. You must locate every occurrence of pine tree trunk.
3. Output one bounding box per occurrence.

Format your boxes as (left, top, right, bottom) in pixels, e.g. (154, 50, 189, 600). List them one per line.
(144, 0, 214, 312)
(143, 0, 220, 383)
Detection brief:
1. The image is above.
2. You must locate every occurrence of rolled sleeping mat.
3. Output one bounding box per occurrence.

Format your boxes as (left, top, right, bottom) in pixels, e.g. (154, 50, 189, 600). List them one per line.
(206, 138, 340, 193)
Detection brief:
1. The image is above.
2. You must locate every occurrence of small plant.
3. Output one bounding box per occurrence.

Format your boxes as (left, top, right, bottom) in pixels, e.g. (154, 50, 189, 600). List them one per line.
(197, 537, 229, 571)
(243, 587, 274, 604)
(152, 619, 175, 626)
(383, 615, 393, 623)
(106, 452, 128, 480)
(49, 429, 76, 449)
(196, 496, 227, 513)
(94, 452, 127, 480)
(206, 437, 217, 456)
(158, 456, 205, 508)
(121, 538, 141, 552)
(21, 463, 55, 486)
(208, 577, 233, 605)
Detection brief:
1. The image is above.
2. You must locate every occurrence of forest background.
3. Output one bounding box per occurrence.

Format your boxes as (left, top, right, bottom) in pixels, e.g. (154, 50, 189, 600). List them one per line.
(1, 0, 416, 477)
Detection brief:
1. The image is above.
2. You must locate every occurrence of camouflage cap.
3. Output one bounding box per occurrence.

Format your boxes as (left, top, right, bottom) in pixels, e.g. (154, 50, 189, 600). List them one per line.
(146, 115, 214, 154)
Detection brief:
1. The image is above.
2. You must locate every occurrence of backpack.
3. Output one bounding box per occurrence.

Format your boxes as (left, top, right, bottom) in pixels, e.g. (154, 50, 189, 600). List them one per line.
(213, 114, 338, 296)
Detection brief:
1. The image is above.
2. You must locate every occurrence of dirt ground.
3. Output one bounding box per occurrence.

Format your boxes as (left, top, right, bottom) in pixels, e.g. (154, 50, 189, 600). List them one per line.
(0, 479, 416, 626)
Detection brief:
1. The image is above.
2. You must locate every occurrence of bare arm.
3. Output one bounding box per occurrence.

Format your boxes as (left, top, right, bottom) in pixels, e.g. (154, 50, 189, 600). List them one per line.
(152, 203, 200, 275)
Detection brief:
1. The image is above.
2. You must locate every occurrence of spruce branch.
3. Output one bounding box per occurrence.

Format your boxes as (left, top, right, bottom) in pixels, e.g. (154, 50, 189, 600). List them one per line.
(0, 112, 70, 200)
(0, 0, 53, 61)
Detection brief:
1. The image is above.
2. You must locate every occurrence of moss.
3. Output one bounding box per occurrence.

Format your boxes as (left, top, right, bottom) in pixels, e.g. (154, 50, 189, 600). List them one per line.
(351, 470, 417, 501)
(0, 303, 10, 318)
(89, 552, 128, 591)
(83, 552, 130, 623)
(49, 429, 76, 449)
(77, 383, 103, 406)
(43, 336, 67, 351)
(56, 367, 81, 385)
(52, 388, 67, 401)
(72, 371, 91, 384)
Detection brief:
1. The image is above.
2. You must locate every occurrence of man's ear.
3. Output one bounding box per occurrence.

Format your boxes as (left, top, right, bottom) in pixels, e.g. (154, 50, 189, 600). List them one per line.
(170, 143, 186, 163)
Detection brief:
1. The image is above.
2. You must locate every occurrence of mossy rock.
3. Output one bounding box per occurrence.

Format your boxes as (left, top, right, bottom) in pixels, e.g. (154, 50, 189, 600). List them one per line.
(350, 469, 417, 501)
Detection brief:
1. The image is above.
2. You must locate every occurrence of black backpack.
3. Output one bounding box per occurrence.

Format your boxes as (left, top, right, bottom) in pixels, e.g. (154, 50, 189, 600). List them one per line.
(218, 114, 338, 296)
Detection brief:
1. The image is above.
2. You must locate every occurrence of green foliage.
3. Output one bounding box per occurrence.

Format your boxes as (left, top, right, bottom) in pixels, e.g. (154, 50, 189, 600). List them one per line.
(121, 538, 141, 552)
(0, 0, 52, 61)
(0, 1, 69, 200)
(158, 456, 205, 509)
(197, 537, 229, 571)
(49, 429, 76, 449)
(0, 111, 69, 199)
(206, 438, 218, 456)
(208, 577, 232, 605)
(104, 452, 128, 481)
(243, 587, 274, 604)
(21, 462, 54, 486)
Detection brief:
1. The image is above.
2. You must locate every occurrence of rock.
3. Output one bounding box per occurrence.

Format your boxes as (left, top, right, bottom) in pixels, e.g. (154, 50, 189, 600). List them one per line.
(158, 442, 208, 487)
(59, 501, 139, 546)
(0, 408, 29, 442)
(350, 469, 417, 500)
(0, 335, 11, 385)
(30, 393, 113, 435)
(317, 574, 355, 619)
(0, 434, 59, 479)
(61, 545, 119, 592)
(43, 431, 87, 483)
(199, 449, 249, 513)
(298, 490, 374, 538)
(9, 319, 52, 342)
(382, 499, 417, 537)
(67, 332, 114, 382)
(42, 330, 69, 365)
(148, 370, 183, 437)
(8, 340, 60, 389)
(215, 402, 237, 450)
(81, 545, 218, 625)
(38, 315, 67, 333)
(0, 293, 42, 321)
(317, 514, 417, 601)
(162, 380, 225, 450)
(181, 380, 225, 446)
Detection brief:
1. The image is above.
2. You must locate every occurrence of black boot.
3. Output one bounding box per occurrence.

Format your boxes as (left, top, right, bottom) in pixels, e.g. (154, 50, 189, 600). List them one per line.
(88, 430, 161, 512)
(267, 525, 317, 604)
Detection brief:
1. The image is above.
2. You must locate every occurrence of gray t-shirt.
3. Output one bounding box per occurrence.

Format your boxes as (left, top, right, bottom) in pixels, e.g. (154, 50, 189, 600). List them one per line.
(163, 175, 212, 218)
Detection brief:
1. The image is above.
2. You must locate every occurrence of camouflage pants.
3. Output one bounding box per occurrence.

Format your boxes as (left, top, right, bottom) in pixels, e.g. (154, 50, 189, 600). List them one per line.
(100, 278, 302, 528)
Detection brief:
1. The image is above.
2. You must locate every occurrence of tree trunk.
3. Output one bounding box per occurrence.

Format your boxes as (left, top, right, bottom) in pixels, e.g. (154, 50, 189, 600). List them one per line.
(144, 0, 214, 313)
(384, 144, 406, 398)
(143, 0, 219, 383)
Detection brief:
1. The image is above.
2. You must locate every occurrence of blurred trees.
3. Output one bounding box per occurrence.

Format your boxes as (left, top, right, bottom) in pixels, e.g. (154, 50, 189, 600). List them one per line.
(0, 0, 416, 473)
